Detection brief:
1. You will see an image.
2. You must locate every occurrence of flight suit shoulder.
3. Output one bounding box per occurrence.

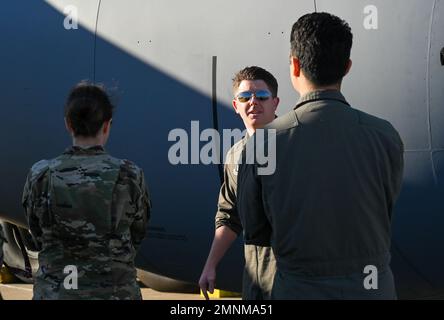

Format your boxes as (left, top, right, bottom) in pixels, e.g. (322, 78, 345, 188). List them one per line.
(355, 109, 402, 144)
(265, 110, 298, 132)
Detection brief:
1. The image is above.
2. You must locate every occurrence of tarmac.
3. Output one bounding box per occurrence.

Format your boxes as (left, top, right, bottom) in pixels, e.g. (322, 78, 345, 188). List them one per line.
(0, 269, 241, 300)
(0, 283, 211, 300)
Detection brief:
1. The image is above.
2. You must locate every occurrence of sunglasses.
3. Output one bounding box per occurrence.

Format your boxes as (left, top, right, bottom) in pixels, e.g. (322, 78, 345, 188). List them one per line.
(236, 90, 272, 103)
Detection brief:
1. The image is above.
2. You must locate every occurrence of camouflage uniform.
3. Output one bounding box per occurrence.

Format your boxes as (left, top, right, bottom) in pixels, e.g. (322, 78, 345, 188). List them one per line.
(215, 136, 276, 300)
(22, 146, 151, 300)
(0, 224, 3, 300)
(0, 224, 4, 266)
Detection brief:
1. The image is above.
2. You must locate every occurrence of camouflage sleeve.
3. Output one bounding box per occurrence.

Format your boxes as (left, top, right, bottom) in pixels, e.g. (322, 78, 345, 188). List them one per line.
(0, 224, 4, 242)
(22, 164, 50, 249)
(0, 224, 5, 263)
(214, 161, 243, 235)
(130, 168, 150, 250)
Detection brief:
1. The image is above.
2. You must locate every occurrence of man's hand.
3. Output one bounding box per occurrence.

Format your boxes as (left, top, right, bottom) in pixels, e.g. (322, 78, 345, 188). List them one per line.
(199, 266, 216, 300)
(199, 226, 238, 300)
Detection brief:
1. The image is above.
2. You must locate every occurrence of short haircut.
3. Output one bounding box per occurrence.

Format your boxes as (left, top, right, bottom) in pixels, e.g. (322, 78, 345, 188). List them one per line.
(232, 66, 278, 97)
(290, 12, 353, 86)
(64, 81, 114, 137)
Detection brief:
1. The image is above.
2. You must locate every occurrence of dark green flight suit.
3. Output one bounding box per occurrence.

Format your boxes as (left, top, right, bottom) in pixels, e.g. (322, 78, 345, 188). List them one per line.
(215, 136, 276, 300)
(237, 90, 404, 299)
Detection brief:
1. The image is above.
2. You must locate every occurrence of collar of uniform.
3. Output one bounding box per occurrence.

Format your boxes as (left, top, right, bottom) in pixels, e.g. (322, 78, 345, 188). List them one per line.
(294, 90, 350, 110)
(63, 145, 107, 156)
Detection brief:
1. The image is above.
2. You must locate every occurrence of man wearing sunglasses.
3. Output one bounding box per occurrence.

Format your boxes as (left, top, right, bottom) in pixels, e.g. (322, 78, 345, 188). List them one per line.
(199, 66, 279, 300)
(237, 13, 404, 299)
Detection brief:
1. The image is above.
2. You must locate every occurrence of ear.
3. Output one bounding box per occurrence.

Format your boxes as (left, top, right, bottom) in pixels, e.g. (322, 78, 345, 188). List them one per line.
(273, 97, 280, 112)
(103, 119, 112, 135)
(290, 56, 301, 78)
(344, 59, 352, 76)
(232, 99, 240, 114)
(64, 117, 74, 135)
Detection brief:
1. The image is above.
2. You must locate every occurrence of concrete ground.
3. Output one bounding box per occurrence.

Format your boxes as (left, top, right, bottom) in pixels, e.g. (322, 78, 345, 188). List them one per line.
(0, 263, 241, 300)
(0, 269, 240, 300)
(0, 282, 242, 300)
(0, 283, 211, 300)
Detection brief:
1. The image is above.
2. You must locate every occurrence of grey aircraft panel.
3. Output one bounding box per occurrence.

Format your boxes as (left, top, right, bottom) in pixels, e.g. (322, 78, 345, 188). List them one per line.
(430, 0, 444, 149)
(400, 151, 436, 190)
(316, 0, 433, 151)
(204, 0, 315, 118)
(95, 0, 228, 283)
(93, 0, 314, 131)
(94, 0, 315, 287)
(393, 151, 444, 291)
(434, 151, 444, 186)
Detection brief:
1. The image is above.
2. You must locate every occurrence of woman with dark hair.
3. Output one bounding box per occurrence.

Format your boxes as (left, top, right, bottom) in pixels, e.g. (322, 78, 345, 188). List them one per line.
(22, 81, 151, 300)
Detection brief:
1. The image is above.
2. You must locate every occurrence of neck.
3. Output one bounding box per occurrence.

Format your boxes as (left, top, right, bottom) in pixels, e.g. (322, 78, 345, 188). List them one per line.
(72, 136, 104, 148)
(296, 75, 342, 97)
(298, 84, 341, 97)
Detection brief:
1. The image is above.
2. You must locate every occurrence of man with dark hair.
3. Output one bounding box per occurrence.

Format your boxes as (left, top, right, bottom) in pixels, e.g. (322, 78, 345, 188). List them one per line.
(237, 13, 404, 299)
(199, 66, 279, 300)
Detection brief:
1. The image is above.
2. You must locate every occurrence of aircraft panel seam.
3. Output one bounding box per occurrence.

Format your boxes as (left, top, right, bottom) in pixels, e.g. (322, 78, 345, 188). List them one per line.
(404, 149, 444, 153)
(427, 0, 438, 184)
(212, 56, 223, 184)
(93, 0, 102, 83)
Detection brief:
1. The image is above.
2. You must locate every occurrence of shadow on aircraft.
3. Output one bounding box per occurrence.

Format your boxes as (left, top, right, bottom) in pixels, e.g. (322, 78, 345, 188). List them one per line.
(0, 0, 244, 292)
(0, 0, 443, 299)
